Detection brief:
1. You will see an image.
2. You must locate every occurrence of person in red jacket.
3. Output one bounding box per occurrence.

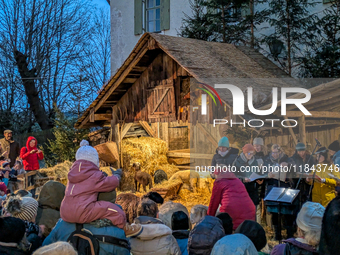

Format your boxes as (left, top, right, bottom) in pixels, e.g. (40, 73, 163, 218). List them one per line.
(20, 136, 44, 197)
(207, 166, 256, 230)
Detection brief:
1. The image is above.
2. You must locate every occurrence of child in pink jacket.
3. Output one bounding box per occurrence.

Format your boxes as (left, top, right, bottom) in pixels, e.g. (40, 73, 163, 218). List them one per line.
(60, 140, 142, 237)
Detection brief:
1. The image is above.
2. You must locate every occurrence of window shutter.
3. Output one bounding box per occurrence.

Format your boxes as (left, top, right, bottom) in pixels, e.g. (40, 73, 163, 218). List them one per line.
(134, 0, 143, 35)
(160, 0, 170, 31)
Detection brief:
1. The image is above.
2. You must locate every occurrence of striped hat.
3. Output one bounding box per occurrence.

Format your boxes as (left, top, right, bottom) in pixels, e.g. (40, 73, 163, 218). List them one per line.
(6, 196, 38, 222)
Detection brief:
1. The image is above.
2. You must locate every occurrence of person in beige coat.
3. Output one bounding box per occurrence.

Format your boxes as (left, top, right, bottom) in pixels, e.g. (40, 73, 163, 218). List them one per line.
(130, 198, 181, 255)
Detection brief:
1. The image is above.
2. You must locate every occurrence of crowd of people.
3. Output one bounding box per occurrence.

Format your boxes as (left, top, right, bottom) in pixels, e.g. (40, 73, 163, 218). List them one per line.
(0, 131, 339, 254)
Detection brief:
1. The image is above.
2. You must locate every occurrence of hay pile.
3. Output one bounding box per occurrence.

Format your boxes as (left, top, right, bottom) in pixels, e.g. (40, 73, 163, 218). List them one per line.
(173, 186, 211, 213)
(120, 137, 180, 191)
(39, 161, 73, 185)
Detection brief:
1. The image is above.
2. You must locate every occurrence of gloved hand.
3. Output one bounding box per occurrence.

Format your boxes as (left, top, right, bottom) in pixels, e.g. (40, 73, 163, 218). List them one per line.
(112, 168, 123, 181)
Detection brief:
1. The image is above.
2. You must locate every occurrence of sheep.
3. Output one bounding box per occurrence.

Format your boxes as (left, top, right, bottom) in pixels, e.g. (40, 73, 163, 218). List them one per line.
(133, 162, 153, 192)
(154, 169, 168, 184)
(141, 191, 164, 204)
(115, 193, 141, 224)
(169, 170, 200, 193)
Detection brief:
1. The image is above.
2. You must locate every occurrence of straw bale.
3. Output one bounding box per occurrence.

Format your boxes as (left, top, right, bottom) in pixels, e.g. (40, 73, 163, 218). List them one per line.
(39, 161, 73, 185)
(120, 137, 180, 191)
(173, 187, 211, 213)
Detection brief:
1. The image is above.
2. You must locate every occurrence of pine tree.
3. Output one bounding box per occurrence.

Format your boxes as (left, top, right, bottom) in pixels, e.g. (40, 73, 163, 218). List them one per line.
(44, 108, 89, 166)
(263, 0, 318, 76)
(180, 0, 250, 44)
(299, 1, 340, 78)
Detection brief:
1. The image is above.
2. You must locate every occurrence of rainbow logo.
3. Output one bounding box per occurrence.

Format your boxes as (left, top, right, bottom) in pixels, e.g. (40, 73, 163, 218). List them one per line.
(197, 82, 223, 106)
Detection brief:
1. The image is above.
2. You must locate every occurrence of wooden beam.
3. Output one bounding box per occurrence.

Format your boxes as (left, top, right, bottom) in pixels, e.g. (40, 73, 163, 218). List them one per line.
(299, 115, 306, 145)
(90, 108, 95, 122)
(152, 88, 170, 114)
(139, 121, 156, 137)
(78, 41, 149, 129)
(283, 116, 298, 146)
(166, 151, 214, 159)
(94, 114, 112, 121)
(121, 123, 133, 139)
(123, 78, 137, 84)
(285, 111, 340, 118)
(196, 123, 218, 148)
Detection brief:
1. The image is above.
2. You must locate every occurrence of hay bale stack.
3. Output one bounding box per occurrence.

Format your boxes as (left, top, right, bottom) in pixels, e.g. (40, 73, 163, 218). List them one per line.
(120, 137, 180, 191)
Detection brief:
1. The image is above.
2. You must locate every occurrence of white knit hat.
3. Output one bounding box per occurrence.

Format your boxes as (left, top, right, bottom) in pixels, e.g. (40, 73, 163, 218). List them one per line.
(76, 140, 99, 167)
(296, 202, 325, 232)
(33, 241, 77, 255)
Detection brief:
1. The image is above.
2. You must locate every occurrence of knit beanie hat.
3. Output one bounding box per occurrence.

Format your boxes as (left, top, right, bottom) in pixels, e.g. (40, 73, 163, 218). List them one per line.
(253, 137, 264, 146)
(243, 144, 255, 154)
(33, 241, 77, 255)
(218, 137, 229, 148)
(296, 142, 306, 151)
(6, 196, 39, 222)
(76, 140, 99, 167)
(171, 211, 189, 231)
(235, 220, 267, 251)
(0, 217, 26, 244)
(328, 140, 340, 152)
(0, 182, 7, 193)
(296, 202, 325, 232)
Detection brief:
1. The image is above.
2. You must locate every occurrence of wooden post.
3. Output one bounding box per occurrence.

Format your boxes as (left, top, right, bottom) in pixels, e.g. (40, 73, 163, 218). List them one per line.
(284, 116, 298, 146)
(162, 122, 169, 148)
(114, 123, 121, 168)
(120, 124, 123, 168)
(299, 115, 306, 145)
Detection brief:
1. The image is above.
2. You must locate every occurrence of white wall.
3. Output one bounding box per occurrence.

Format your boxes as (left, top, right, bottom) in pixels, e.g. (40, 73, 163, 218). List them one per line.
(110, 0, 192, 76)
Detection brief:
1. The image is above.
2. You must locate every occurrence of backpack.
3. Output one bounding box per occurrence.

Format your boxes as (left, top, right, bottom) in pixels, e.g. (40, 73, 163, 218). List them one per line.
(67, 224, 131, 255)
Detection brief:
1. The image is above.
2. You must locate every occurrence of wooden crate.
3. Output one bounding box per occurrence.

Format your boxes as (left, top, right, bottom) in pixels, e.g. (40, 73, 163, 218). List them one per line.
(95, 142, 119, 164)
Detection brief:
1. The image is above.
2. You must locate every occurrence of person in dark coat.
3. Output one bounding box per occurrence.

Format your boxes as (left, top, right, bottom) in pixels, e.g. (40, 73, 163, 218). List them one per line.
(234, 144, 265, 222)
(211, 137, 239, 167)
(188, 215, 225, 255)
(0, 217, 28, 255)
(270, 202, 324, 255)
(289, 142, 316, 206)
(319, 196, 340, 255)
(216, 213, 233, 235)
(235, 220, 267, 252)
(264, 144, 297, 240)
(0, 130, 20, 168)
(172, 211, 190, 255)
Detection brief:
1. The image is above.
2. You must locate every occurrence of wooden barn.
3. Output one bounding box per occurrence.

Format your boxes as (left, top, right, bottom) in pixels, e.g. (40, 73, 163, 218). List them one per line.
(75, 33, 338, 167)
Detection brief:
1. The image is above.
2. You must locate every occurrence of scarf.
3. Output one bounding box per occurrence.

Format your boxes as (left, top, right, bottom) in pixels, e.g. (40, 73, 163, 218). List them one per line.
(218, 150, 229, 157)
(240, 153, 255, 165)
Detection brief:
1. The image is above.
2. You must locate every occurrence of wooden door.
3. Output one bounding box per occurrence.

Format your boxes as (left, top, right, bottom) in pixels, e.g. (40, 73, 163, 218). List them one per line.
(147, 81, 176, 122)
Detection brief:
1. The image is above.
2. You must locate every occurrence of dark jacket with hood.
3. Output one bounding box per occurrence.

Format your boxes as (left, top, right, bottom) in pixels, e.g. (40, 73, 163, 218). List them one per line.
(289, 152, 316, 205)
(35, 180, 66, 237)
(0, 138, 20, 168)
(188, 216, 225, 255)
(211, 148, 239, 167)
(270, 238, 318, 255)
(0, 246, 28, 255)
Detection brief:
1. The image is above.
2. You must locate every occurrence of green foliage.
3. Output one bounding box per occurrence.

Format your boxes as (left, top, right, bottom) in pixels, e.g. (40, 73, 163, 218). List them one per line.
(262, 0, 318, 75)
(44, 109, 89, 166)
(299, 1, 340, 78)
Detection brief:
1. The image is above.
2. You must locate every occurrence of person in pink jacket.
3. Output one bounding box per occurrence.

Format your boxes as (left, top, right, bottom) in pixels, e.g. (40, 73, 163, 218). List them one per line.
(207, 166, 256, 230)
(60, 140, 142, 237)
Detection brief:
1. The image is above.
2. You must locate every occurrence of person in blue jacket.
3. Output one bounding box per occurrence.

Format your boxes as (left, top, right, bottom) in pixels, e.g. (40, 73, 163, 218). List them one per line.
(43, 218, 130, 255)
(171, 211, 190, 255)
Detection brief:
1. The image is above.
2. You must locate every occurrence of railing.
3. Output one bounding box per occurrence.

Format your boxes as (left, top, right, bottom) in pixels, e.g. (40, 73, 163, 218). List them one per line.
(17, 170, 38, 191)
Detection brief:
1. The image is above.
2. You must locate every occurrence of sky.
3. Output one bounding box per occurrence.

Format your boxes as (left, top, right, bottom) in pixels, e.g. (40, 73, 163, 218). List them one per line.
(93, 0, 109, 9)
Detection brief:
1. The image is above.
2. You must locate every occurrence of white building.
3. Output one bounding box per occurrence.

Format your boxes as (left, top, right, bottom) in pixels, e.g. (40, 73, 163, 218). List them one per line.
(110, 0, 333, 76)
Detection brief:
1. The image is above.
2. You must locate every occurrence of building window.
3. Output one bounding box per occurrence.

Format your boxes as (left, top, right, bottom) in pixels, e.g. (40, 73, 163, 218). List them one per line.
(134, 0, 170, 35)
(146, 0, 161, 32)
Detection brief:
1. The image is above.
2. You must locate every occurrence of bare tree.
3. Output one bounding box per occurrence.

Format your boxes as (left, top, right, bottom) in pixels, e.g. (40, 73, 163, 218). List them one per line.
(0, 0, 94, 130)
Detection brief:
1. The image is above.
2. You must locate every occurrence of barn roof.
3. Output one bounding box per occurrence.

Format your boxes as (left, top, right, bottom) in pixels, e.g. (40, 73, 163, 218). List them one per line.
(76, 33, 296, 128)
